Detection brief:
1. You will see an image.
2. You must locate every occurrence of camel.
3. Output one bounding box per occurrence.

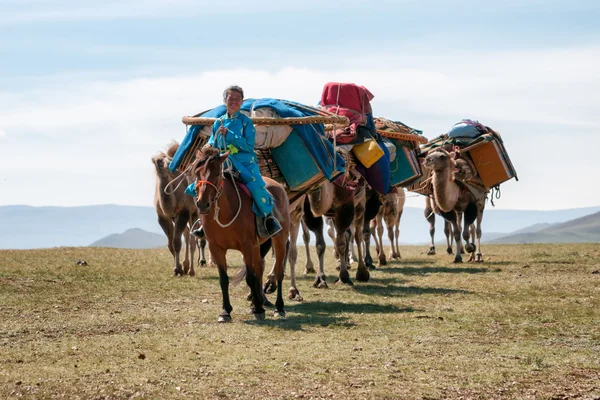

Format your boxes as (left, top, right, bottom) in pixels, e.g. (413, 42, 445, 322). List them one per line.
(370, 187, 405, 265)
(303, 172, 371, 287)
(269, 194, 315, 302)
(423, 148, 485, 263)
(152, 143, 199, 276)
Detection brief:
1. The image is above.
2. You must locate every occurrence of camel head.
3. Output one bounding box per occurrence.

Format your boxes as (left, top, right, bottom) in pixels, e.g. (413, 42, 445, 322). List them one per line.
(423, 148, 456, 172)
(151, 152, 173, 180)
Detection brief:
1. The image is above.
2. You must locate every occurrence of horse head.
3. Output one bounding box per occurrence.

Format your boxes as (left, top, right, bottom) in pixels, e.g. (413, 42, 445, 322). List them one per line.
(191, 147, 230, 214)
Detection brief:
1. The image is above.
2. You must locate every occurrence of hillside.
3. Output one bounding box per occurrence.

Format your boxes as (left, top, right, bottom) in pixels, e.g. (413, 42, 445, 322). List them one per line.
(2, 204, 600, 249)
(89, 228, 167, 249)
(490, 211, 600, 244)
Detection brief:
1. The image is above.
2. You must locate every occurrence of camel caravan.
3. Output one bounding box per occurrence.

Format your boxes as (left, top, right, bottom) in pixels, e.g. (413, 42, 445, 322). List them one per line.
(152, 82, 517, 321)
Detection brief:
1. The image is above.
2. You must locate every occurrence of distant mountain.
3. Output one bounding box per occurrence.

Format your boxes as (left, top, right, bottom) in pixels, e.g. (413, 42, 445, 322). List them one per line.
(2, 204, 600, 249)
(490, 211, 600, 244)
(0, 205, 161, 249)
(510, 222, 557, 234)
(90, 228, 166, 249)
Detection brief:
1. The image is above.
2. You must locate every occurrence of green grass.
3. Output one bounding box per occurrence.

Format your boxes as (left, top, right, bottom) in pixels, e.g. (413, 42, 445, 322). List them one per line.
(1, 244, 599, 399)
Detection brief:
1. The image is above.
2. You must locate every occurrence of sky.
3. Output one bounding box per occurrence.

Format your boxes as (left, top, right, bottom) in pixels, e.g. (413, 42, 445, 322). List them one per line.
(0, 0, 599, 211)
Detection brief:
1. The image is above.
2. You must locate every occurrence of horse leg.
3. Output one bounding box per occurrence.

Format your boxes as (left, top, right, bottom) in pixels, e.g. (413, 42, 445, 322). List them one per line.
(348, 223, 357, 264)
(245, 244, 265, 320)
(301, 219, 315, 274)
(210, 245, 232, 322)
(271, 236, 289, 316)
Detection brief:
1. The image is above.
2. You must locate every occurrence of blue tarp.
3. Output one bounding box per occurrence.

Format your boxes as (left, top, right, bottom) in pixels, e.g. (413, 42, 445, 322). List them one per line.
(169, 98, 346, 182)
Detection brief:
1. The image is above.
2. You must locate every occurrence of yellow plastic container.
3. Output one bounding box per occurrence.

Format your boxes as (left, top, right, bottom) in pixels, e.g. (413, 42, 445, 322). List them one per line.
(352, 139, 384, 168)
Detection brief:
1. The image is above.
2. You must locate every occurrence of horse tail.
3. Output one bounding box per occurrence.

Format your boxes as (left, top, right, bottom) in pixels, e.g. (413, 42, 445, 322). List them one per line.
(231, 238, 273, 286)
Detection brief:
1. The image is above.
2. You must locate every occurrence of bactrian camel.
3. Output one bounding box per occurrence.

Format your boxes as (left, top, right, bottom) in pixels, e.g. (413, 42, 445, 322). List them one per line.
(423, 148, 485, 263)
(370, 187, 405, 265)
(152, 143, 198, 276)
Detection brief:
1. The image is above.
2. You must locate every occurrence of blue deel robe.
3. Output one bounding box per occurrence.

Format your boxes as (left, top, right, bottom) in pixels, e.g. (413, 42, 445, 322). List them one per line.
(185, 110, 274, 217)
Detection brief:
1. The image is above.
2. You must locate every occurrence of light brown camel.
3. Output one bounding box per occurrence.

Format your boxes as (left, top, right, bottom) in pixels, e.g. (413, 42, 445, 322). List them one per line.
(269, 194, 314, 302)
(423, 148, 485, 263)
(152, 143, 199, 276)
(371, 187, 406, 265)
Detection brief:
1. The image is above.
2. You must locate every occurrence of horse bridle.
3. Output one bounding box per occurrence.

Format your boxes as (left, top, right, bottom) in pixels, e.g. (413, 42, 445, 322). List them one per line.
(194, 178, 224, 206)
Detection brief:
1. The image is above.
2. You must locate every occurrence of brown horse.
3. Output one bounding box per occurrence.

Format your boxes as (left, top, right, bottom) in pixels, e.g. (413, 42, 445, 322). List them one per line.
(190, 147, 290, 322)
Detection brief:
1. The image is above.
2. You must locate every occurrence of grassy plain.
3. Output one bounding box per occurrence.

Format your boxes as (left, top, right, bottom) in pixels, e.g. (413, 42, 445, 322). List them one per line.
(1, 244, 599, 399)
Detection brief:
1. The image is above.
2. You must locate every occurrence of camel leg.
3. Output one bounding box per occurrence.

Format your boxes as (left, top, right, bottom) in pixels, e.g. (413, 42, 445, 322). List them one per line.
(157, 215, 178, 275)
(186, 227, 197, 276)
(376, 212, 387, 265)
(286, 209, 303, 301)
(334, 203, 355, 285)
(354, 195, 369, 282)
(444, 220, 453, 255)
(425, 200, 436, 255)
(303, 211, 328, 288)
(210, 244, 232, 323)
(172, 211, 189, 276)
(301, 218, 315, 274)
(474, 208, 484, 262)
(444, 211, 463, 263)
(362, 217, 375, 271)
(393, 208, 403, 259)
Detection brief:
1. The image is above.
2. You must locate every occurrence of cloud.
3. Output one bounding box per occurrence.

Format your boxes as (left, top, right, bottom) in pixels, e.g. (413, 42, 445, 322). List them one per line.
(0, 128, 6, 138)
(1, 45, 599, 209)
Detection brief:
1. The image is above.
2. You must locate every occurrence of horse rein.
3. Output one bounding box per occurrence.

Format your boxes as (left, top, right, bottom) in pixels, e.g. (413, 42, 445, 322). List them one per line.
(194, 168, 242, 228)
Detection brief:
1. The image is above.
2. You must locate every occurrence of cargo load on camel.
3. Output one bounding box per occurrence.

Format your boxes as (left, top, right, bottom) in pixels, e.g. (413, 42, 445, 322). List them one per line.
(407, 119, 518, 205)
(374, 117, 428, 188)
(169, 98, 348, 196)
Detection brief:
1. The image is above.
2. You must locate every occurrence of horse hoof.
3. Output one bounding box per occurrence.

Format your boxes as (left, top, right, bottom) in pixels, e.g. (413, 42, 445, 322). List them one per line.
(453, 258, 463, 264)
(254, 312, 266, 321)
(173, 268, 184, 277)
(262, 298, 274, 308)
(263, 281, 276, 294)
(200, 260, 207, 267)
(335, 278, 354, 286)
(274, 310, 286, 319)
(379, 259, 387, 266)
(427, 250, 436, 256)
(218, 314, 231, 323)
(187, 270, 195, 277)
(304, 267, 316, 275)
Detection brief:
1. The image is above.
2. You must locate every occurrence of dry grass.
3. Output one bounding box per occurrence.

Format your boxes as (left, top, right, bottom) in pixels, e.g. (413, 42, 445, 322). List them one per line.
(1, 243, 599, 399)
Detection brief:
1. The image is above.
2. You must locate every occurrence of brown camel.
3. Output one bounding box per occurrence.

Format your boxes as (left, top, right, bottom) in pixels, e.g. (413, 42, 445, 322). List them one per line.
(371, 187, 405, 265)
(423, 148, 485, 263)
(152, 143, 199, 276)
(303, 172, 371, 287)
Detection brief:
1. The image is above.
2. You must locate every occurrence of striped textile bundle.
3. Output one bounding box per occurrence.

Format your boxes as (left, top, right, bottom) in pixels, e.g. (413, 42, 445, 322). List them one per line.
(255, 149, 283, 181)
